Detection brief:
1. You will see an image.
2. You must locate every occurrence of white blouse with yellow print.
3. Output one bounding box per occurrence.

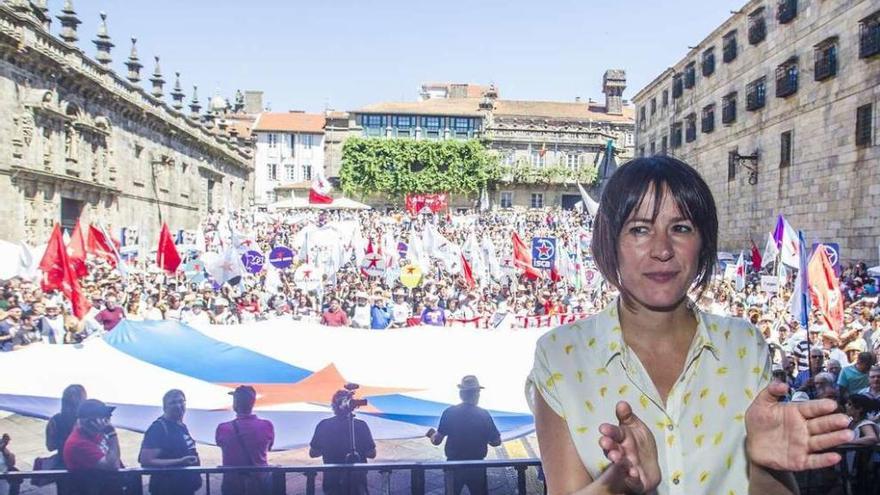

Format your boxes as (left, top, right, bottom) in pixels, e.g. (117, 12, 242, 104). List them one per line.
(527, 298, 771, 495)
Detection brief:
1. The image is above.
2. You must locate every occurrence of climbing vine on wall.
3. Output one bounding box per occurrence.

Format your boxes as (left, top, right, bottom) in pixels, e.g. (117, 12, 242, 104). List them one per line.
(339, 138, 501, 197)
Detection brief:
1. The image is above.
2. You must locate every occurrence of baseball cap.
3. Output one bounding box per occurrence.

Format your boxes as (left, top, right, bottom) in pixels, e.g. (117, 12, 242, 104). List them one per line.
(77, 399, 116, 419)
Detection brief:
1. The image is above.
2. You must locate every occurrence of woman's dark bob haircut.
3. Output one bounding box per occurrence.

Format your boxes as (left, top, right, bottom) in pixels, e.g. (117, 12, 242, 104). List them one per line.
(590, 156, 718, 302)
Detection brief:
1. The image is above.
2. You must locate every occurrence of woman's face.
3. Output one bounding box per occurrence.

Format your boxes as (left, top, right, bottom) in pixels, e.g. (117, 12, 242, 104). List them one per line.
(616, 186, 702, 311)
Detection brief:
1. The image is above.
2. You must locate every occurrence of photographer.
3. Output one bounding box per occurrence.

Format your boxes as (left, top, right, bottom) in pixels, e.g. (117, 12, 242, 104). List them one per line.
(309, 387, 377, 495)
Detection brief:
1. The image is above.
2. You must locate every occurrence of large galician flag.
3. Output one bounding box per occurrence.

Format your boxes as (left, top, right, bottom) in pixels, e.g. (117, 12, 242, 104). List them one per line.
(0, 320, 536, 448)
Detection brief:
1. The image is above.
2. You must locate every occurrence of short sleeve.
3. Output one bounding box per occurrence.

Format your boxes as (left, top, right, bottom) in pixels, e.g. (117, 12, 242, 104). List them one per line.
(437, 409, 450, 436)
(526, 336, 565, 417)
(309, 420, 326, 451)
(141, 420, 165, 450)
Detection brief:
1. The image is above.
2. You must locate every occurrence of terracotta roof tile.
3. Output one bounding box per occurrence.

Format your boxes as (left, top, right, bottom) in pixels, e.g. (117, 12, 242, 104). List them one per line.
(355, 98, 484, 117)
(493, 100, 634, 123)
(254, 112, 326, 133)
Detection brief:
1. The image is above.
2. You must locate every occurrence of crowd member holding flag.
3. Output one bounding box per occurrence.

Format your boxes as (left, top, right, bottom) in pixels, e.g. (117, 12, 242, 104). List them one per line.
(529, 156, 852, 495)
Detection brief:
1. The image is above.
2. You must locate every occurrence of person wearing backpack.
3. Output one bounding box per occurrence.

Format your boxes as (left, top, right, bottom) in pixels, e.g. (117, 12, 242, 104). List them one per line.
(138, 389, 201, 495)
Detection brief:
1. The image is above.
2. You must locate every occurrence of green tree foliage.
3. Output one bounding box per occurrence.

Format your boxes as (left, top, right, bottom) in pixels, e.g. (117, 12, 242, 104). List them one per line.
(339, 138, 501, 197)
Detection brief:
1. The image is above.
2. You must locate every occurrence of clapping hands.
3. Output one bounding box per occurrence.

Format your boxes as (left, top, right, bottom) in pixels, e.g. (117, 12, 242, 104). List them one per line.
(596, 401, 661, 494)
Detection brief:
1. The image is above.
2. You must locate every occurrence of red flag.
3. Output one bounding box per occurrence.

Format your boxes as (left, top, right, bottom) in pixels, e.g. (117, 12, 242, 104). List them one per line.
(39, 224, 68, 293)
(67, 222, 88, 278)
(808, 245, 844, 333)
(461, 253, 476, 289)
(511, 232, 542, 280)
(750, 239, 762, 271)
(87, 225, 117, 267)
(309, 169, 333, 204)
(38, 224, 91, 318)
(156, 223, 182, 273)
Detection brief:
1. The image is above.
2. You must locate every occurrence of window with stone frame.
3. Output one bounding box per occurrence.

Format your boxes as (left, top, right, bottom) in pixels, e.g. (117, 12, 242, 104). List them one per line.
(302, 164, 312, 181)
(777, 0, 797, 25)
(671, 122, 683, 149)
(530, 193, 544, 209)
(749, 8, 766, 45)
(672, 74, 683, 99)
(180, 163, 191, 198)
(267, 163, 278, 181)
(859, 11, 880, 59)
(723, 30, 738, 63)
(728, 151, 737, 181)
(133, 144, 146, 184)
(285, 163, 296, 181)
(649, 141, 656, 155)
(856, 103, 874, 147)
(685, 114, 697, 143)
(702, 48, 716, 76)
(566, 153, 580, 169)
(775, 57, 799, 98)
(780, 130, 793, 167)
(662, 89, 669, 109)
(650, 97, 657, 117)
(661, 135, 668, 155)
(746, 77, 767, 111)
(701, 104, 716, 133)
(814, 38, 838, 81)
(530, 149, 546, 167)
(267, 133, 277, 148)
(722, 92, 737, 124)
(639, 146, 645, 157)
(684, 62, 696, 89)
(500, 191, 513, 208)
(639, 106, 646, 127)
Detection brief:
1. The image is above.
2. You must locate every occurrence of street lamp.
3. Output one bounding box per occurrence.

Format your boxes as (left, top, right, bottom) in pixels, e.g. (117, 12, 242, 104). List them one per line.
(729, 150, 760, 185)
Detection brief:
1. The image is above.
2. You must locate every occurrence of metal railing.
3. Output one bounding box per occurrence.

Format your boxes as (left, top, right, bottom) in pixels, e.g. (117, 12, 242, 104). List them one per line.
(3, 449, 879, 495)
(0, 458, 544, 495)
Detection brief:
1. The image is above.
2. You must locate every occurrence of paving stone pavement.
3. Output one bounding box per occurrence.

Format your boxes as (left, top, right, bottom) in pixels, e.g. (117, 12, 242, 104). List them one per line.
(0, 414, 545, 494)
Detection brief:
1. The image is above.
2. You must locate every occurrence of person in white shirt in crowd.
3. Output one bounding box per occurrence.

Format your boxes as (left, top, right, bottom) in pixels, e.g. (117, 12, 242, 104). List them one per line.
(350, 291, 372, 329)
(182, 300, 211, 326)
(389, 289, 411, 328)
(39, 300, 66, 344)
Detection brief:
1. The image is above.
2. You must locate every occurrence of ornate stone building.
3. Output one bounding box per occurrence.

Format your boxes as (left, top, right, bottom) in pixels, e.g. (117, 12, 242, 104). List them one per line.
(0, 1, 254, 244)
(633, 0, 880, 263)
(341, 72, 634, 209)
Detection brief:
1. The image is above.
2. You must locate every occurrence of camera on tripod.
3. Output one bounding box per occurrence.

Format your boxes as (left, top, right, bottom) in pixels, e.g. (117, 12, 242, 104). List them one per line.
(336, 383, 368, 414)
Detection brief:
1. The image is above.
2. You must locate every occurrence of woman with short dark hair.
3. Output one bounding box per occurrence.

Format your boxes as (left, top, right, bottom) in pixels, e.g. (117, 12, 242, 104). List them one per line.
(528, 156, 852, 494)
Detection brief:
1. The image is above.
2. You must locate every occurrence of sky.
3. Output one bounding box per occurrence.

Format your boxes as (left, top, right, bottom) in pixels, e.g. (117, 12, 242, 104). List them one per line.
(66, 0, 746, 113)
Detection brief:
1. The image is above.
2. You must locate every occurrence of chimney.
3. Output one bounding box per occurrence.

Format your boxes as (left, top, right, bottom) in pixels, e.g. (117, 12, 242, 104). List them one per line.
(602, 69, 627, 116)
(243, 90, 264, 114)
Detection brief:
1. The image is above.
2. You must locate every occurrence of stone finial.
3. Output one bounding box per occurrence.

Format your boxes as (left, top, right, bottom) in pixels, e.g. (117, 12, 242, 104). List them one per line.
(125, 38, 142, 83)
(233, 90, 245, 113)
(189, 85, 202, 118)
(171, 72, 185, 110)
(34, 0, 52, 29)
(149, 56, 165, 99)
(57, 0, 82, 45)
(92, 12, 114, 67)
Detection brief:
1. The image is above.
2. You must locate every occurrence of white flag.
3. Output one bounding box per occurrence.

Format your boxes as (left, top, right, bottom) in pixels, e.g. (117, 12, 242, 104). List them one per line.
(204, 245, 244, 285)
(577, 183, 599, 217)
(761, 232, 778, 269)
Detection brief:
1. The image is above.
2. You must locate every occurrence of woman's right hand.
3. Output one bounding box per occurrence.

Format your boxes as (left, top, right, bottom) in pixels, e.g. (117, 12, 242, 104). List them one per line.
(596, 401, 661, 494)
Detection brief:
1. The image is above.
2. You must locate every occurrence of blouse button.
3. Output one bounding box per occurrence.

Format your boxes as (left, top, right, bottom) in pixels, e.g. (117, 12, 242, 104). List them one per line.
(667, 423, 674, 432)
(673, 478, 680, 485)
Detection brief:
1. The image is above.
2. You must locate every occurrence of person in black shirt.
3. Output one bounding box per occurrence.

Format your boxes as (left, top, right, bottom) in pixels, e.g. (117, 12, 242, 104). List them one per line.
(309, 389, 377, 495)
(43, 384, 87, 495)
(138, 389, 201, 495)
(427, 375, 501, 495)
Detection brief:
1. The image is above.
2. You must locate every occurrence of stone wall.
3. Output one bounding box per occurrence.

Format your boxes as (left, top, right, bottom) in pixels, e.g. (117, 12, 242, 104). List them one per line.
(0, 5, 253, 244)
(633, 0, 880, 264)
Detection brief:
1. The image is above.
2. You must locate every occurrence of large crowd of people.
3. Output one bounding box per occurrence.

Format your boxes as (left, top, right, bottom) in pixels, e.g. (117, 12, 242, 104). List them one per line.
(2, 204, 880, 493)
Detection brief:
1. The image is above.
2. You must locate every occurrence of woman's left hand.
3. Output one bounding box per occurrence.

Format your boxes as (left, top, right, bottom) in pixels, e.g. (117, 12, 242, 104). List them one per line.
(745, 380, 852, 471)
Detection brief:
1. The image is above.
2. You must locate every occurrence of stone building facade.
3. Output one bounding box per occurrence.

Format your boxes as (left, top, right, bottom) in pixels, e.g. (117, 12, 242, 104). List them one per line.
(251, 112, 325, 206)
(633, 0, 880, 264)
(340, 72, 634, 210)
(0, 2, 253, 244)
